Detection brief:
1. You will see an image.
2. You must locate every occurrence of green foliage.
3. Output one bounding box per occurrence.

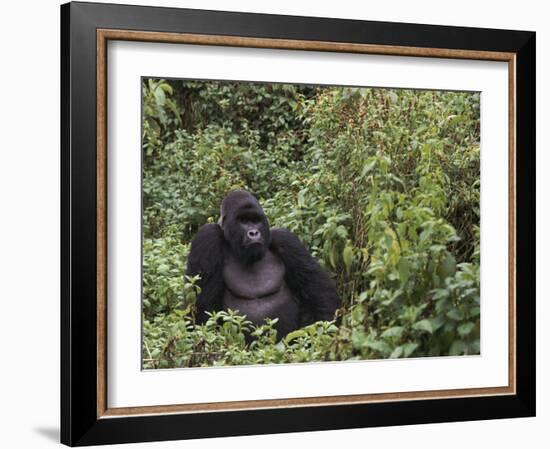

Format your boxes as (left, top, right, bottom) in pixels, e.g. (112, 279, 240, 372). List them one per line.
(142, 79, 481, 368)
(142, 79, 181, 159)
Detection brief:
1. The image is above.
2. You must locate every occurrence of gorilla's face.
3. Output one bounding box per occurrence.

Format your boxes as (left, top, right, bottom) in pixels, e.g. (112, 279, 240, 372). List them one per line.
(220, 190, 271, 264)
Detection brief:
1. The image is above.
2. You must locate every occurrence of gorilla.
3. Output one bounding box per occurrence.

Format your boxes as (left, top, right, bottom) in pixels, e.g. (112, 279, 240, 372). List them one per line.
(186, 190, 340, 339)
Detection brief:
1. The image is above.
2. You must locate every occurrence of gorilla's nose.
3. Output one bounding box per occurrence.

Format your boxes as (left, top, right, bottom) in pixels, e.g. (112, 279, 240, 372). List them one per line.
(247, 229, 260, 240)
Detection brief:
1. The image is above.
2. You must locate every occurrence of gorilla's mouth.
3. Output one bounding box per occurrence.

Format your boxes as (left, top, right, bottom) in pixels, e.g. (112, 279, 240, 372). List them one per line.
(245, 240, 263, 247)
(241, 241, 266, 264)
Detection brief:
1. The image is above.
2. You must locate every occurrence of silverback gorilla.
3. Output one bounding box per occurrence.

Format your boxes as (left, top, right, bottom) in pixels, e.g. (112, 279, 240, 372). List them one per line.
(186, 190, 341, 339)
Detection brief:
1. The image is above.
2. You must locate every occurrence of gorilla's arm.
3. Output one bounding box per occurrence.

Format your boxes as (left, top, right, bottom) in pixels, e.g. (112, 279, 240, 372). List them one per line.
(270, 228, 341, 323)
(186, 223, 225, 323)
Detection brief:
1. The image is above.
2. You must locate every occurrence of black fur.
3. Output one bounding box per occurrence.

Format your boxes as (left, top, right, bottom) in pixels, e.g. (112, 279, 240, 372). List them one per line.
(186, 190, 341, 336)
(186, 222, 226, 323)
(270, 227, 340, 326)
(220, 190, 271, 265)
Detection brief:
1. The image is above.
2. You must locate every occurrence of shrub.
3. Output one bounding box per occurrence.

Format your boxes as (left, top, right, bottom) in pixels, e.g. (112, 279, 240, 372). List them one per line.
(142, 80, 480, 368)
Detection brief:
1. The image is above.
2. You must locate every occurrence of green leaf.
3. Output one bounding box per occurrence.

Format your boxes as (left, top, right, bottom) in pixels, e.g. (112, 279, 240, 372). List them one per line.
(390, 346, 404, 358)
(457, 322, 475, 337)
(397, 257, 410, 286)
(429, 316, 445, 332)
(159, 83, 173, 95)
(361, 160, 377, 177)
(297, 189, 306, 208)
(351, 330, 367, 350)
(402, 343, 419, 357)
(383, 234, 393, 250)
(470, 340, 480, 354)
(412, 319, 433, 334)
(343, 244, 353, 273)
(366, 340, 392, 354)
(336, 225, 348, 239)
(449, 340, 467, 356)
(438, 254, 457, 279)
(329, 247, 337, 269)
(432, 288, 449, 300)
(419, 228, 432, 244)
(381, 326, 404, 339)
(157, 264, 170, 274)
(284, 329, 308, 344)
(154, 86, 166, 106)
(447, 309, 464, 321)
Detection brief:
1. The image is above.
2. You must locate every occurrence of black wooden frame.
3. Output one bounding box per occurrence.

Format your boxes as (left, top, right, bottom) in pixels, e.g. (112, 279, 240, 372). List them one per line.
(61, 1, 536, 446)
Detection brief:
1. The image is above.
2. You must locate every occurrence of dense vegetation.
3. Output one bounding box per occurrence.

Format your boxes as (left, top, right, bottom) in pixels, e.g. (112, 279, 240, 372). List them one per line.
(142, 78, 480, 369)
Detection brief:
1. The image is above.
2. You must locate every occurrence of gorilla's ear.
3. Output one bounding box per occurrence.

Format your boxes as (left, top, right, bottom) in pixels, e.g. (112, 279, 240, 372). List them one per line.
(218, 201, 225, 228)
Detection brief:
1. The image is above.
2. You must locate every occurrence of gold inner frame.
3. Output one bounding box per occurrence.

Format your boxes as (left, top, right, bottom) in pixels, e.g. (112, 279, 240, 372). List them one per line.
(96, 29, 517, 419)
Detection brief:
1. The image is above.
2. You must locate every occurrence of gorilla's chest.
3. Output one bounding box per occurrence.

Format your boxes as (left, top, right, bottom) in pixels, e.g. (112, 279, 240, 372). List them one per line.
(222, 251, 299, 334)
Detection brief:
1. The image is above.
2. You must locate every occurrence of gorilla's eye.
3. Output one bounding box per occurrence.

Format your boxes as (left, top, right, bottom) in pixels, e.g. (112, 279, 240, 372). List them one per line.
(239, 212, 262, 223)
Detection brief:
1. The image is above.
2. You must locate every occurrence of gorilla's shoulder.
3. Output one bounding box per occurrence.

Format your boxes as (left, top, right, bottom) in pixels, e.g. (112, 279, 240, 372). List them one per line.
(187, 223, 225, 274)
(194, 222, 223, 239)
(190, 223, 224, 250)
(270, 227, 332, 292)
(271, 227, 301, 242)
(270, 227, 309, 254)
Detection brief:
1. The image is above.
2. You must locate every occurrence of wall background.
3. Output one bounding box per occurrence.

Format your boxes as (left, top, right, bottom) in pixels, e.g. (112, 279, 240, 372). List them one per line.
(0, 0, 545, 447)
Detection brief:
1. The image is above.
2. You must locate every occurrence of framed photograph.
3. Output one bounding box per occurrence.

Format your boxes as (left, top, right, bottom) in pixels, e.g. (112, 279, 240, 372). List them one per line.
(60, 1, 536, 446)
